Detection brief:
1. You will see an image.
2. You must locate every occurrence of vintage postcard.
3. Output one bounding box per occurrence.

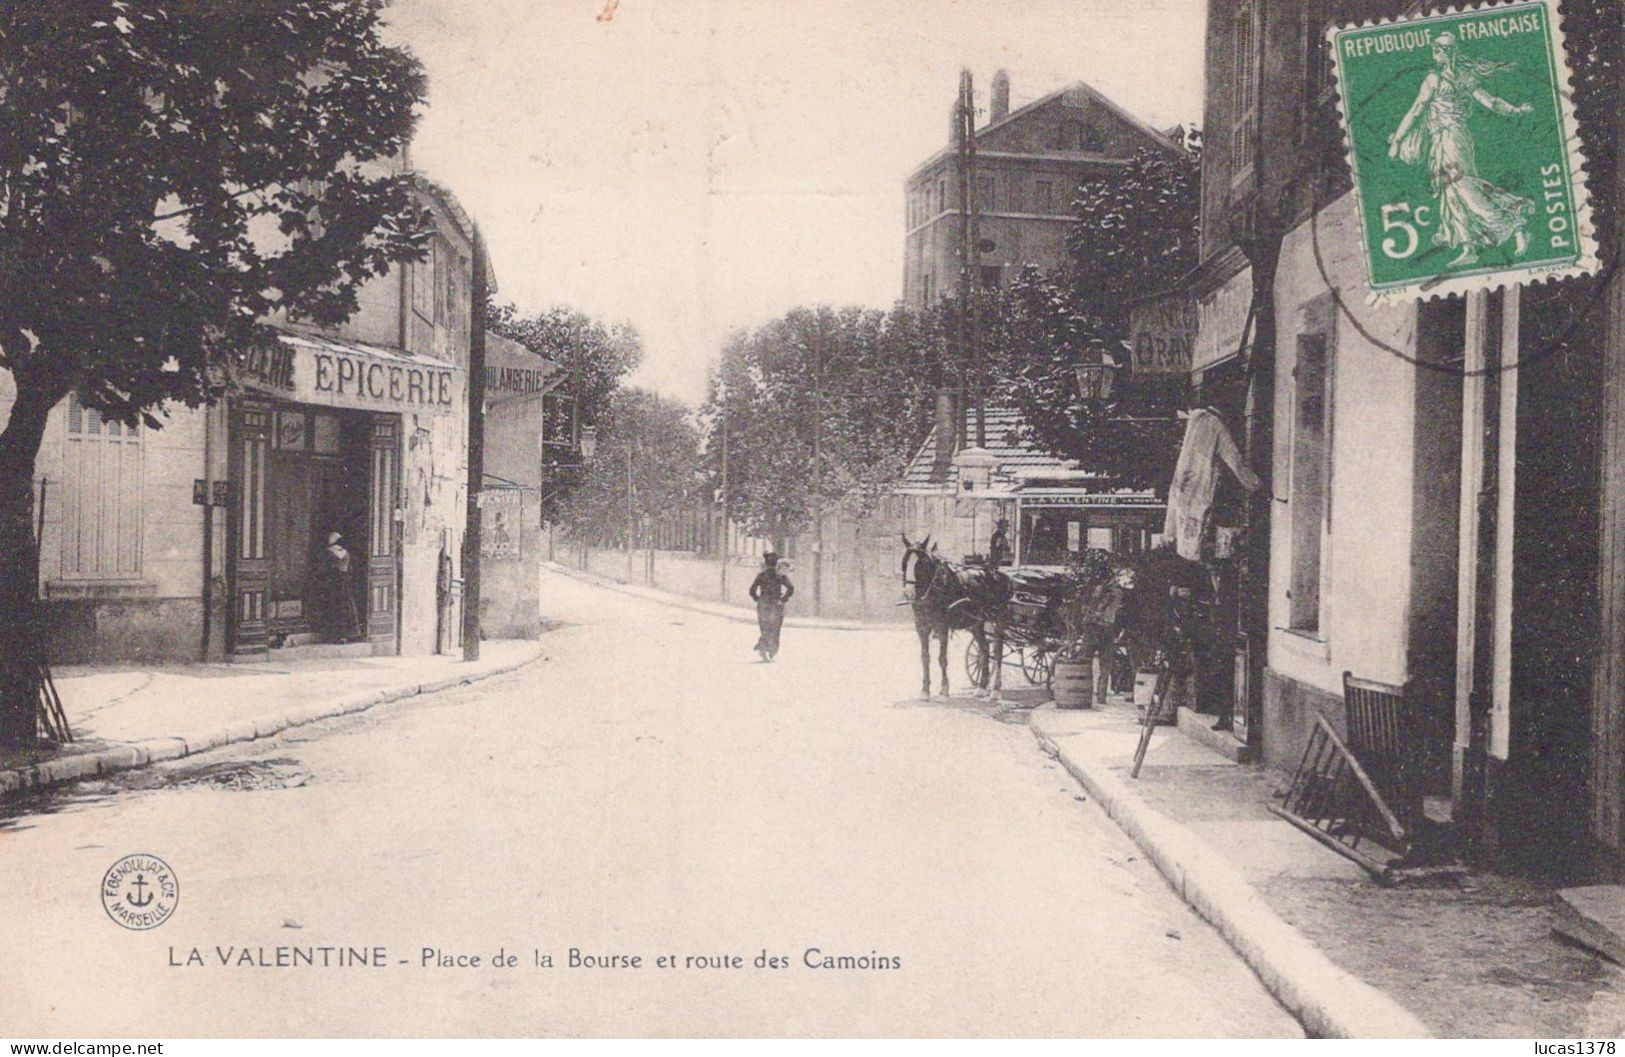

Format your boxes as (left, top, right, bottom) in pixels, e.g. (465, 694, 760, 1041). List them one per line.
(3, 0, 1624, 1046)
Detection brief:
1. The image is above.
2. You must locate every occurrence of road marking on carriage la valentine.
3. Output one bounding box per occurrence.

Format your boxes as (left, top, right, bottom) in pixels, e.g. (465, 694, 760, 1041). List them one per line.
(1328, 0, 1597, 301)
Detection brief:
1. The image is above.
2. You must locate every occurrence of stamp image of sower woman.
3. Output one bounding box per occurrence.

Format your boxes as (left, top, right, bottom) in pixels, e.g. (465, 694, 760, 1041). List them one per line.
(1386, 31, 1535, 268)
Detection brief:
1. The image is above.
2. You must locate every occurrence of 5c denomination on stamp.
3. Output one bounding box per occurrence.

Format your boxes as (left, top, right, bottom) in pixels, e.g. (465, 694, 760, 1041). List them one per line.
(1327, 0, 1596, 300)
(102, 853, 179, 931)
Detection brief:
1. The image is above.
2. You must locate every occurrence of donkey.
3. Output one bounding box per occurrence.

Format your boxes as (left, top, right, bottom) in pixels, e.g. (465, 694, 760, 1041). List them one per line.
(901, 534, 1011, 699)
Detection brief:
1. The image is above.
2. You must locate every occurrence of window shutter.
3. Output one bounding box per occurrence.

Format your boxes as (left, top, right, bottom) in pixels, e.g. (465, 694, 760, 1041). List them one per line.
(1232, 1, 1258, 174)
(62, 393, 143, 579)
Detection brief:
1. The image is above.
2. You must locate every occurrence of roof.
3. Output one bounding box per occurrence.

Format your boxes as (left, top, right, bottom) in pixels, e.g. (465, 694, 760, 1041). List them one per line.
(897, 405, 1074, 494)
(410, 172, 496, 293)
(906, 80, 1184, 183)
(275, 326, 462, 371)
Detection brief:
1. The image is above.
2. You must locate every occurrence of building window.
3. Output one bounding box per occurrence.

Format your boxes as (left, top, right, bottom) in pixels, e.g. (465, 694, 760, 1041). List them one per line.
(1035, 180, 1054, 213)
(433, 237, 452, 328)
(1288, 332, 1331, 632)
(62, 393, 143, 579)
(411, 245, 434, 321)
(978, 264, 1002, 289)
(1232, 0, 1259, 175)
(937, 178, 946, 212)
(923, 272, 935, 303)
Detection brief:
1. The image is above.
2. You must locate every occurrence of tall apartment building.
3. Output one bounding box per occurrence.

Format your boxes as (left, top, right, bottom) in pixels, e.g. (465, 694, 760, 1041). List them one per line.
(902, 71, 1185, 309)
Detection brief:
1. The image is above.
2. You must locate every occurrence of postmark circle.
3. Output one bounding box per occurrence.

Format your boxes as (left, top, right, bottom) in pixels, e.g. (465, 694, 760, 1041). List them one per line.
(102, 853, 178, 930)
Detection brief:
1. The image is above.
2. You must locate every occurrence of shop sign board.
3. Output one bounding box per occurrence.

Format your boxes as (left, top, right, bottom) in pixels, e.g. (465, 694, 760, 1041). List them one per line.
(1017, 494, 1163, 509)
(1129, 293, 1197, 374)
(1193, 267, 1253, 373)
(486, 334, 559, 405)
(481, 489, 523, 559)
(244, 333, 465, 417)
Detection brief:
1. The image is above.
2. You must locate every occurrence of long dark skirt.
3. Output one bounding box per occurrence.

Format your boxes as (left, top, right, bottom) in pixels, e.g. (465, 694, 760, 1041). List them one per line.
(317, 582, 362, 643)
(755, 600, 785, 656)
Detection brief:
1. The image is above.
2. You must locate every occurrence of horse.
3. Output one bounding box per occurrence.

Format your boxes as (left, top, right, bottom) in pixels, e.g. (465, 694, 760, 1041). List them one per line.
(900, 534, 1011, 699)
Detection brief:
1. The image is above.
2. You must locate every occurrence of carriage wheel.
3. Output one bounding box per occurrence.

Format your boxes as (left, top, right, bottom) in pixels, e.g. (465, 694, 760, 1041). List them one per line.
(965, 637, 990, 689)
(1022, 646, 1056, 687)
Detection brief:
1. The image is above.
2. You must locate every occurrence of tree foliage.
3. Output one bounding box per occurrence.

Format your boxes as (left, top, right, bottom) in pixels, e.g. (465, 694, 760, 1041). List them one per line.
(704, 305, 937, 544)
(487, 301, 642, 436)
(558, 387, 700, 547)
(487, 301, 642, 516)
(0, 0, 427, 744)
(1064, 145, 1202, 318)
(986, 143, 1199, 488)
(990, 267, 1182, 489)
(0, 0, 429, 423)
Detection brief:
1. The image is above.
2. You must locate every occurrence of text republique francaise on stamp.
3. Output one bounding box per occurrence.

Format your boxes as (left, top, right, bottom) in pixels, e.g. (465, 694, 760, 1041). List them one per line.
(1328, 0, 1597, 301)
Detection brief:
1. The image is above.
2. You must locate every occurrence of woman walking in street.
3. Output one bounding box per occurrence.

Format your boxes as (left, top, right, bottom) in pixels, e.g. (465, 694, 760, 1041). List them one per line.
(749, 552, 794, 662)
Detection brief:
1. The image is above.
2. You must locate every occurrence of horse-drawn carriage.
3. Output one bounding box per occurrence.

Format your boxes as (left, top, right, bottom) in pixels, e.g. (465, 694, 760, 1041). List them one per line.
(963, 568, 1077, 688)
(902, 534, 1141, 697)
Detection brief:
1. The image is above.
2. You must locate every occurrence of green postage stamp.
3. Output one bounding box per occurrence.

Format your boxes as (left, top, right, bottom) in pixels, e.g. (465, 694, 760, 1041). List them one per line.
(1328, 0, 1596, 300)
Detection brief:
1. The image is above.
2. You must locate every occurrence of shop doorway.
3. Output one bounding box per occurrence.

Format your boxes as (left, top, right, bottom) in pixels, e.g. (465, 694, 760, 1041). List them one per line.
(230, 402, 400, 656)
(263, 408, 370, 646)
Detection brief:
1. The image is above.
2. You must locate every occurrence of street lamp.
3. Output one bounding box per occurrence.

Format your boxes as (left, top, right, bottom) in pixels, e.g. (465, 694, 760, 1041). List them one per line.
(1074, 354, 1120, 404)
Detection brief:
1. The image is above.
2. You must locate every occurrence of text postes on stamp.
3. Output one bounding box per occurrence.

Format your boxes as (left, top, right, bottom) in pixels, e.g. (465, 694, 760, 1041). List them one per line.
(1328, 0, 1596, 301)
(102, 853, 179, 930)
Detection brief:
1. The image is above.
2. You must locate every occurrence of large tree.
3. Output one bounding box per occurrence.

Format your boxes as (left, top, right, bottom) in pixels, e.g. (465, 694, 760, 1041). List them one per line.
(1064, 143, 1201, 319)
(0, 1, 427, 744)
(558, 387, 700, 548)
(992, 143, 1200, 487)
(990, 266, 1182, 489)
(486, 301, 642, 516)
(704, 305, 936, 546)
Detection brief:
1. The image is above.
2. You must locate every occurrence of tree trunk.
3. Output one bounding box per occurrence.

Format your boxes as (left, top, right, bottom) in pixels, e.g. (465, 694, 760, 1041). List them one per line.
(0, 377, 57, 747)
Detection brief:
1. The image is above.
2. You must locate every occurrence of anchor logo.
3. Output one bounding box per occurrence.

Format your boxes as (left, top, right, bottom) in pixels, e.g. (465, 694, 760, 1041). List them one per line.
(102, 854, 178, 930)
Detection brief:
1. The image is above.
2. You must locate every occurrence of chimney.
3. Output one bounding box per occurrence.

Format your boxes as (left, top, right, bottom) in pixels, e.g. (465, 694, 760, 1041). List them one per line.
(991, 69, 1011, 123)
(931, 387, 959, 481)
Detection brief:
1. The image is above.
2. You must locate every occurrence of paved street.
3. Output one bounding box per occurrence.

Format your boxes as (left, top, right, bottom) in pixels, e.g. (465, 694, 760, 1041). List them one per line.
(3, 570, 1299, 1037)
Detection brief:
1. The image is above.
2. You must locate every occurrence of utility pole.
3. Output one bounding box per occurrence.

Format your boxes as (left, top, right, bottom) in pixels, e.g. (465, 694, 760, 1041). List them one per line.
(719, 385, 730, 602)
(625, 439, 634, 581)
(956, 67, 986, 449)
(461, 225, 489, 662)
(811, 318, 823, 616)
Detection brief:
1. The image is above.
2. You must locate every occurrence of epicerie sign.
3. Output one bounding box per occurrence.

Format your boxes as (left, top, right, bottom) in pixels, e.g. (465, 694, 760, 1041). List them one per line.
(311, 349, 456, 410)
(245, 337, 464, 417)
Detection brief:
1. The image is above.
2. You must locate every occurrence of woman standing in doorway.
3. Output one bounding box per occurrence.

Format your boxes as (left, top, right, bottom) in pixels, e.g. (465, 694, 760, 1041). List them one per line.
(749, 552, 794, 662)
(318, 530, 362, 644)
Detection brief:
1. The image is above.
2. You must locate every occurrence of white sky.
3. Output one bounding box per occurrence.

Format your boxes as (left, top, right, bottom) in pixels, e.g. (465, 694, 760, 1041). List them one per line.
(383, 0, 1206, 404)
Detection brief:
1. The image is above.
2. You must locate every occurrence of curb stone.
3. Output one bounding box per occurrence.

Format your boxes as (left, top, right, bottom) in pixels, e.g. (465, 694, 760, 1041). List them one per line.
(1029, 708, 1433, 1039)
(0, 646, 544, 804)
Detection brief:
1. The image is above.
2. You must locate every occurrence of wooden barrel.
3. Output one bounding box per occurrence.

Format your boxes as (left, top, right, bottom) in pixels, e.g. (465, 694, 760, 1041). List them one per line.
(1053, 661, 1093, 710)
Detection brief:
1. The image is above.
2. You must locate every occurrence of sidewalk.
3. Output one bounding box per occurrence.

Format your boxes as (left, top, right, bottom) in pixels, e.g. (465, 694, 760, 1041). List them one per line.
(1, 640, 543, 800)
(544, 561, 907, 631)
(1031, 697, 1625, 1038)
